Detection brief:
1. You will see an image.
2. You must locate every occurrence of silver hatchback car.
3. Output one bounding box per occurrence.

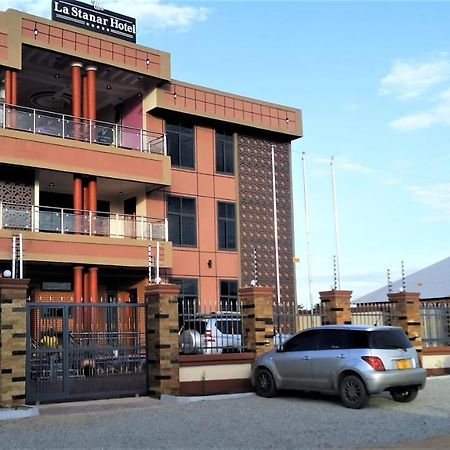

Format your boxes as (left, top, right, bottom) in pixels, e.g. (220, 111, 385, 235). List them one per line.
(252, 325, 427, 409)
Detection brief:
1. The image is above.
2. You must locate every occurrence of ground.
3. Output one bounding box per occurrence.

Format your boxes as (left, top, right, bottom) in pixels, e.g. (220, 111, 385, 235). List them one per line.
(0, 376, 449, 449)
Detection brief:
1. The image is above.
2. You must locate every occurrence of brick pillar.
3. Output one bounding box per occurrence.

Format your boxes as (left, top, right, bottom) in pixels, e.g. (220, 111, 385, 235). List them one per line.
(388, 292, 422, 350)
(239, 286, 274, 357)
(145, 283, 180, 398)
(0, 278, 29, 408)
(320, 290, 352, 325)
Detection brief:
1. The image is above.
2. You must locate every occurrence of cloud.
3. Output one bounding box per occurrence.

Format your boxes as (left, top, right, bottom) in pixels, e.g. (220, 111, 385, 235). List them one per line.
(389, 88, 450, 131)
(313, 156, 376, 175)
(380, 54, 450, 99)
(408, 182, 450, 223)
(3, 0, 208, 32)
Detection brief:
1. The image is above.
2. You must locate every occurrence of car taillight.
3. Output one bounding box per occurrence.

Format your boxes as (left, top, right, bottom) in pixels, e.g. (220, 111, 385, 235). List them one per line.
(204, 329, 215, 342)
(362, 356, 385, 371)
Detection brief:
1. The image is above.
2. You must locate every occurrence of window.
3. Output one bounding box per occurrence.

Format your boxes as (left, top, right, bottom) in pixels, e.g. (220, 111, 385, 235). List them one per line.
(170, 277, 198, 327)
(218, 202, 236, 250)
(168, 195, 196, 246)
(369, 329, 412, 350)
(166, 121, 194, 169)
(283, 330, 321, 352)
(220, 280, 238, 311)
(216, 133, 234, 175)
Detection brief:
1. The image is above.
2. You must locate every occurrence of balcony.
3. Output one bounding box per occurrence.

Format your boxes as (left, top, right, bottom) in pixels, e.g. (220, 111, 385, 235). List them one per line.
(0, 202, 167, 241)
(0, 102, 166, 155)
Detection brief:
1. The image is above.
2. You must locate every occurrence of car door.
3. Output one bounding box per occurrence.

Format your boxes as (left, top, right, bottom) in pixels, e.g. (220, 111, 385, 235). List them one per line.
(312, 329, 350, 391)
(272, 329, 320, 390)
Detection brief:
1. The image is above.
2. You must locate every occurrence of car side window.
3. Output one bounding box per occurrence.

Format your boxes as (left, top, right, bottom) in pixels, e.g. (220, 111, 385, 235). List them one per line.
(318, 329, 347, 350)
(283, 330, 320, 352)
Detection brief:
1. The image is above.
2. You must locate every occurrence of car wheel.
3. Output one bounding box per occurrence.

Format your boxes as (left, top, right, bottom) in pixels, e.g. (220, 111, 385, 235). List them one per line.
(390, 388, 419, 403)
(255, 368, 277, 398)
(339, 375, 369, 409)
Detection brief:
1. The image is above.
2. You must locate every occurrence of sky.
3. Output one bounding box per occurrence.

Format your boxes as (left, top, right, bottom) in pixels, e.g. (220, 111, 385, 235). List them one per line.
(4, 0, 450, 306)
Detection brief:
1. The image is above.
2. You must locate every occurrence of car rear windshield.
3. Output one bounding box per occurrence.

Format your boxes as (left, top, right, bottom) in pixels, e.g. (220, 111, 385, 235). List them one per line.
(369, 329, 412, 350)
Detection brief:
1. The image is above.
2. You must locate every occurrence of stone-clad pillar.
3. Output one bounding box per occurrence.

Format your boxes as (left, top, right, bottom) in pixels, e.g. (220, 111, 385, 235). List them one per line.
(145, 283, 180, 398)
(320, 290, 352, 325)
(388, 291, 422, 350)
(239, 286, 274, 357)
(0, 278, 29, 408)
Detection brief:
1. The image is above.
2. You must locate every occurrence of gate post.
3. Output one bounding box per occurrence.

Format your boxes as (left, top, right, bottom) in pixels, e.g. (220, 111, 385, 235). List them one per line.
(239, 286, 274, 357)
(145, 283, 180, 398)
(388, 291, 422, 350)
(0, 278, 29, 407)
(319, 290, 352, 325)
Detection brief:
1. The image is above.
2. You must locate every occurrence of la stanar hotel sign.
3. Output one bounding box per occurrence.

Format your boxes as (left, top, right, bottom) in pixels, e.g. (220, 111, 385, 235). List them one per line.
(52, 0, 136, 43)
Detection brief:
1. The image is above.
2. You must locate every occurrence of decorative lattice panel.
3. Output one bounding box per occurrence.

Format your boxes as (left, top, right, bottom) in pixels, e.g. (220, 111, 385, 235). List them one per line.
(237, 135, 296, 318)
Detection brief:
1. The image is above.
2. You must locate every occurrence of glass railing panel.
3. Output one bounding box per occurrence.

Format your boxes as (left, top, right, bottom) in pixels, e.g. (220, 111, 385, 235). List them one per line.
(92, 214, 110, 236)
(145, 131, 165, 154)
(93, 122, 115, 146)
(3, 205, 32, 230)
(35, 112, 63, 137)
(118, 126, 142, 151)
(10, 106, 34, 132)
(39, 209, 62, 233)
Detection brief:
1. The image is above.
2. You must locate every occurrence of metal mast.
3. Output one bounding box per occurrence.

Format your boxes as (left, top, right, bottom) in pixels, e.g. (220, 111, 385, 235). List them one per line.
(331, 156, 341, 290)
(302, 152, 314, 312)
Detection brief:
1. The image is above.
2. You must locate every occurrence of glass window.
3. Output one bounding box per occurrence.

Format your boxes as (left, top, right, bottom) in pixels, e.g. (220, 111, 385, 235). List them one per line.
(216, 133, 234, 175)
(168, 195, 196, 246)
(220, 280, 238, 311)
(218, 202, 236, 250)
(170, 277, 199, 328)
(283, 330, 321, 352)
(370, 329, 412, 349)
(166, 121, 194, 169)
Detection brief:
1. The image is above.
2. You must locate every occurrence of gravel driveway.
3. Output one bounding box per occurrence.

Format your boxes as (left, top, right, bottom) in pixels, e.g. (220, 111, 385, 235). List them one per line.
(1, 376, 449, 449)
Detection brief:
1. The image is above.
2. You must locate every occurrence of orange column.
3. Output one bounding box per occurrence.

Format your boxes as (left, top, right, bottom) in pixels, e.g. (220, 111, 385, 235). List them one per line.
(11, 71, 17, 105)
(73, 175, 83, 234)
(4, 69, 11, 104)
(83, 270, 91, 331)
(86, 66, 97, 121)
(9, 70, 17, 128)
(73, 266, 84, 332)
(88, 176, 97, 236)
(88, 177, 97, 211)
(73, 175, 83, 209)
(89, 267, 98, 331)
(82, 75, 88, 119)
(71, 63, 82, 141)
(71, 63, 82, 118)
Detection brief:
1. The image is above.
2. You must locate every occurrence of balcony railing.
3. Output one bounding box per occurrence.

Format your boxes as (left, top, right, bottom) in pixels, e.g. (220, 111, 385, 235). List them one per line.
(0, 202, 168, 241)
(0, 102, 166, 155)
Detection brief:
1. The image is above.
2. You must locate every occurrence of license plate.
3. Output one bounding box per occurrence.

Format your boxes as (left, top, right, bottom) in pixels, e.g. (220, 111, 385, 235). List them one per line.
(396, 359, 412, 369)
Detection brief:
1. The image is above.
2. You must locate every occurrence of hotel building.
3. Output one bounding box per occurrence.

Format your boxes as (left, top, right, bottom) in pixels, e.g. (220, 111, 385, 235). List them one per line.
(0, 5, 302, 323)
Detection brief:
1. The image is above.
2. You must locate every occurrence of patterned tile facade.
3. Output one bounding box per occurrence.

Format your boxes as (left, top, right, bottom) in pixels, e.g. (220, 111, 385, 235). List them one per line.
(237, 135, 296, 319)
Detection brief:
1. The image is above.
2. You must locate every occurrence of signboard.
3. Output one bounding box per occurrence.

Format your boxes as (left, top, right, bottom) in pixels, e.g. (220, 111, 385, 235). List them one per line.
(52, 0, 136, 43)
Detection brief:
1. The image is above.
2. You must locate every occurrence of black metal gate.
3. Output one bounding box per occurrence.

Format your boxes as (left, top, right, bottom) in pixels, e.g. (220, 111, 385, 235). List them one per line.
(26, 302, 147, 404)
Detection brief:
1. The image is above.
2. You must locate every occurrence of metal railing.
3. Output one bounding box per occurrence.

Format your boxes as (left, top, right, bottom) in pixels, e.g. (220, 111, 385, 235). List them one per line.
(0, 202, 168, 241)
(0, 101, 166, 154)
(351, 302, 397, 327)
(420, 301, 450, 347)
(178, 299, 245, 354)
